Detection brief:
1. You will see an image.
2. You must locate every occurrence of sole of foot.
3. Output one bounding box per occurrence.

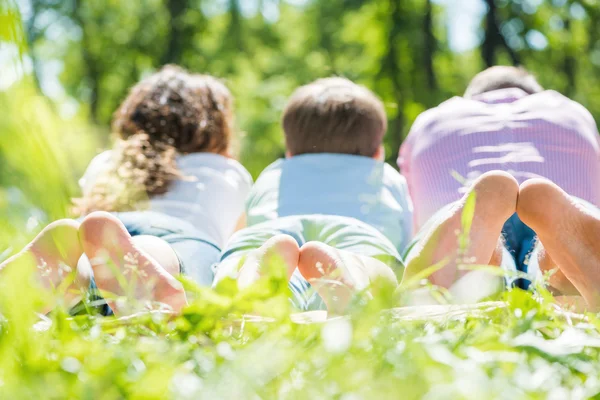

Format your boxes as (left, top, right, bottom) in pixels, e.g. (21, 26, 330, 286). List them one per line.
(406, 171, 519, 289)
(298, 241, 397, 315)
(517, 178, 600, 309)
(237, 234, 299, 289)
(0, 219, 87, 311)
(79, 211, 186, 315)
(532, 245, 579, 296)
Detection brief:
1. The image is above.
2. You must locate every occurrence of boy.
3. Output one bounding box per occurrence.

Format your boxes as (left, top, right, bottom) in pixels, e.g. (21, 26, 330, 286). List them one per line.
(213, 77, 413, 312)
(399, 66, 600, 293)
(246, 77, 413, 254)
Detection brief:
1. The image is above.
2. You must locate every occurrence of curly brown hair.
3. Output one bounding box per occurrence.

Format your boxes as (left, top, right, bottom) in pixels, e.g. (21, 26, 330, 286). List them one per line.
(73, 65, 234, 215)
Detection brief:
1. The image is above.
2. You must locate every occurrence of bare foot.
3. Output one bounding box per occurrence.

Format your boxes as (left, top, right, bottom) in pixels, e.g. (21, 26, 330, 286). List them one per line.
(533, 243, 579, 296)
(79, 212, 186, 315)
(554, 295, 589, 313)
(0, 219, 88, 311)
(297, 241, 397, 315)
(237, 234, 299, 289)
(517, 179, 600, 309)
(404, 171, 519, 288)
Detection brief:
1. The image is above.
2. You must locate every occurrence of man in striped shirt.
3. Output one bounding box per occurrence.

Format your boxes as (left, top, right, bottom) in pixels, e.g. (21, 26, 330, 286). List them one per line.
(398, 66, 600, 303)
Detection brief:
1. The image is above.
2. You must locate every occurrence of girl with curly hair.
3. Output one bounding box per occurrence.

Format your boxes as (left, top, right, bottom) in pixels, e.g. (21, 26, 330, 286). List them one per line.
(1, 66, 251, 315)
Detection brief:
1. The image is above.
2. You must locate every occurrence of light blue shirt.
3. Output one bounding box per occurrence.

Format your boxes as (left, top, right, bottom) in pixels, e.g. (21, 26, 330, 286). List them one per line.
(246, 153, 414, 253)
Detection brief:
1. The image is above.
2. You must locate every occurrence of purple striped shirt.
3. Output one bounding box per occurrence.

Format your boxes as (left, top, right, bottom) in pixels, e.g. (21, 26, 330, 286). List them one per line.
(398, 88, 600, 230)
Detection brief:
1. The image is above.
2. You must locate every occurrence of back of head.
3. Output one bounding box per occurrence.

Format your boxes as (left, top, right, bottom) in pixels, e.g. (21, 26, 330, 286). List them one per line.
(113, 64, 233, 155)
(282, 77, 387, 157)
(73, 65, 234, 215)
(464, 66, 543, 99)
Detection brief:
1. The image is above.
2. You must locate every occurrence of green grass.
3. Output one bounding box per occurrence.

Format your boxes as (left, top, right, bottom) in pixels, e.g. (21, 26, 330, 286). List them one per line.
(4, 4, 600, 399)
(2, 263, 600, 399)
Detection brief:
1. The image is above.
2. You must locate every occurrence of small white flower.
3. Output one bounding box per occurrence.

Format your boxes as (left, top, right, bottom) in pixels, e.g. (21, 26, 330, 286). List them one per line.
(321, 318, 353, 354)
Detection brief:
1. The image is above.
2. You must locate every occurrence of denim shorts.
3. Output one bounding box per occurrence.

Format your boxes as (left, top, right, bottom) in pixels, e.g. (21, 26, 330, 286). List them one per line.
(215, 214, 405, 311)
(501, 213, 536, 289)
(113, 211, 221, 286)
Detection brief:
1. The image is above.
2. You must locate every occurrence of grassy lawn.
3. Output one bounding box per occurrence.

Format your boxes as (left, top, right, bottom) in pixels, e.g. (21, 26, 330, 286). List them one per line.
(1, 264, 600, 399)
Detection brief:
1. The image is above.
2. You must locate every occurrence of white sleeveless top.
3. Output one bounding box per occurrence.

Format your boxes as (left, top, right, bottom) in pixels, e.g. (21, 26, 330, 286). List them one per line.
(80, 151, 253, 248)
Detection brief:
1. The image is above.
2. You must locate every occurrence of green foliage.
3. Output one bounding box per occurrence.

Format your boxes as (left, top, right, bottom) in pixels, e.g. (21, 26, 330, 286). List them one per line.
(18, 0, 600, 179)
(2, 254, 600, 399)
(17, 0, 600, 177)
(15, 0, 469, 177)
(459, 191, 477, 254)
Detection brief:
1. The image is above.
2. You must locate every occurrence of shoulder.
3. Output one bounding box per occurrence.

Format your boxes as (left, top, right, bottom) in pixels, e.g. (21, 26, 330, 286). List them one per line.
(382, 164, 413, 207)
(79, 150, 113, 190)
(382, 164, 413, 213)
(246, 159, 285, 209)
(549, 91, 595, 117)
(531, 91, 598, 131)
(179, 153, 253, 183)
(529, 90, 587, 114)
(88, 150, 113, 168)
(248, 158, 285, 196)
(254, 158, 285, 183)
(407, 97, 470, 137)
(383, 163, 409, 191)
(224, 158, 254, 187)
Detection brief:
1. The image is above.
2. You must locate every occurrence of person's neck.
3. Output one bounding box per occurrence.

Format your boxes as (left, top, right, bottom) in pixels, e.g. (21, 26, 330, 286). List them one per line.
(286, 152, 381, 161)
(183, 149, 232, 158)
(471, 87, 530, 104)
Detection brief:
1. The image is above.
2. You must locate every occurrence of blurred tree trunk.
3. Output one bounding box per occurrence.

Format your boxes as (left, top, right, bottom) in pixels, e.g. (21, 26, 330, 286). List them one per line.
(227, 0, 244, 52)
(580, 0, 599, 51)
(482, 0, 498, 66)
(482, 0, 519, 67)
(563, 17, 576, 95)
(73, 0, 100, 123)
(423, 0, 437, 91)
(316, 5, 337, 75)
(160, 0, 189, 65)
(379, 0, 404, 157)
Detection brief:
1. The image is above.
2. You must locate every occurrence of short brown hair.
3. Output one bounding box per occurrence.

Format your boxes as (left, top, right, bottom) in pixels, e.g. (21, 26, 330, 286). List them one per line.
(464, 66, 543, 98)
(73, 65, 234, 215)
(282, 77, 387, 157)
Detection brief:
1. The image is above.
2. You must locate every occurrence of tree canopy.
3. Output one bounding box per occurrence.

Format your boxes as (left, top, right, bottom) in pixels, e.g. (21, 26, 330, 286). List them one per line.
(15, 0, 600, 177)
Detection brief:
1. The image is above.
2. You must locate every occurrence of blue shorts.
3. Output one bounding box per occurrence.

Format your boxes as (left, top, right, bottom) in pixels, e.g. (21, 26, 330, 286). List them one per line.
(113, 212, 220, 286)
(501, 213, 536, 289)
(215, 215, 404, 311)
(78, 211, 221, 316)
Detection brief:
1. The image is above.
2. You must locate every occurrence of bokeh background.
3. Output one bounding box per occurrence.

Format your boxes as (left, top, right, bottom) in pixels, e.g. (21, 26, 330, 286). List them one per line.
(2, 0, 600, 245)
(7, 0, 600, 175)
